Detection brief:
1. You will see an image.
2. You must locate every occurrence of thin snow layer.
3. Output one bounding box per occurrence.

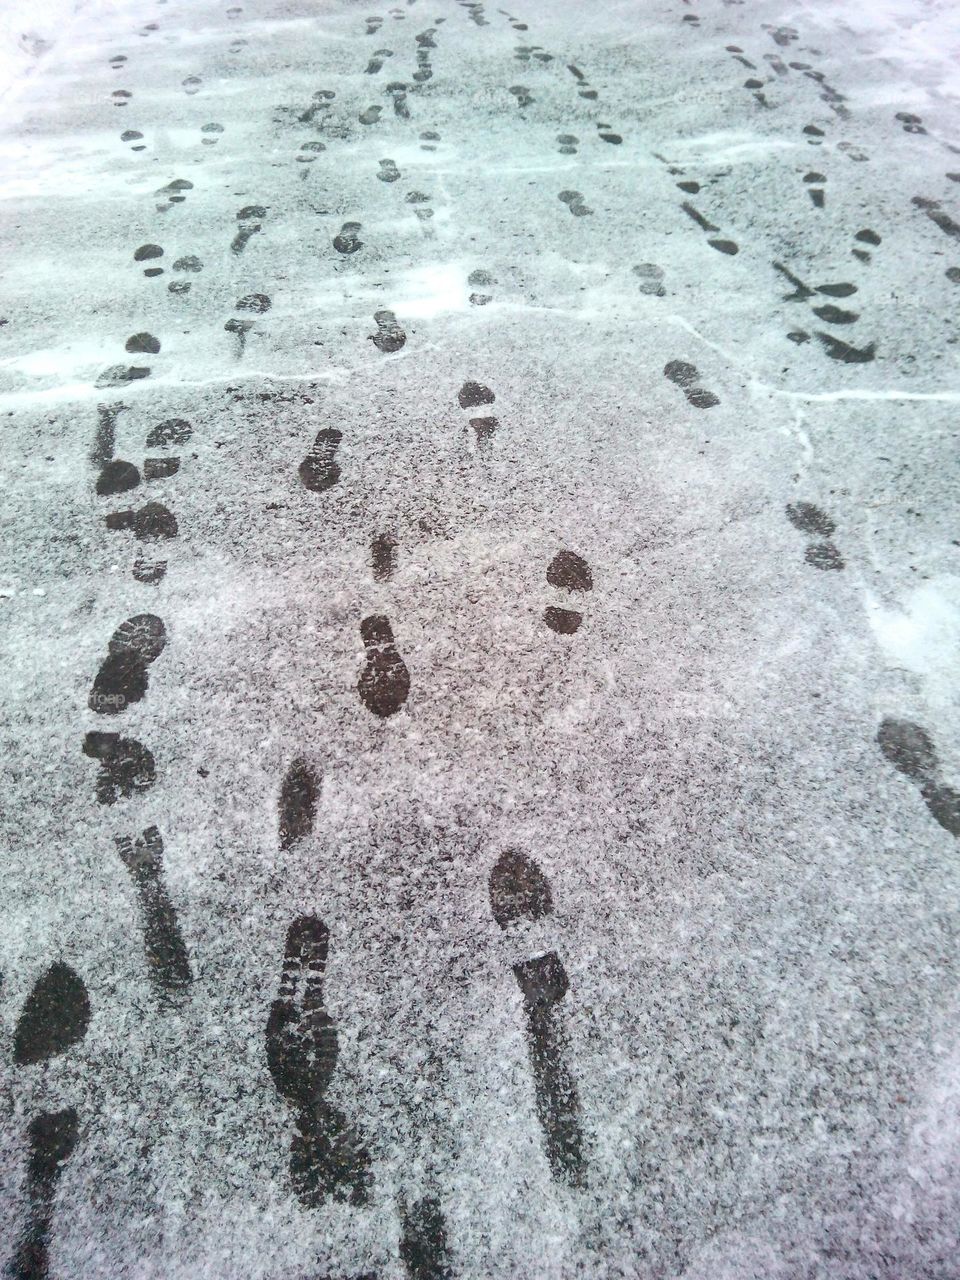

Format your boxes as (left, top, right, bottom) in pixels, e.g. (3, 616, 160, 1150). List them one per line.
(0, 1, 114, 103)
(0, 0, 959, 1277)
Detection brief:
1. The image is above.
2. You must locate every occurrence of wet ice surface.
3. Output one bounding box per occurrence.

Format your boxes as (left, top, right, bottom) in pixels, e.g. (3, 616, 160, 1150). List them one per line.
(1, 0, 960, 1275)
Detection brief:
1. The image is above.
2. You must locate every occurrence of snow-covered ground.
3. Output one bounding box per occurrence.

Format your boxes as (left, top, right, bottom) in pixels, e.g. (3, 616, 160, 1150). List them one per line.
(1, 0, 959, 1276)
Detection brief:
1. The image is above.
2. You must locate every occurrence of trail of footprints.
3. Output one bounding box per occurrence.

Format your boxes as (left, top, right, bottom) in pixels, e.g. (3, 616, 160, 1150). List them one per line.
(267, 766, 589, 1270)
(654, 153, 738, 255)
(15, 6, 960, 1273)
(723, 28, 850, 120)
(94, 402, 187, 583)
(680, 24, 888, 362)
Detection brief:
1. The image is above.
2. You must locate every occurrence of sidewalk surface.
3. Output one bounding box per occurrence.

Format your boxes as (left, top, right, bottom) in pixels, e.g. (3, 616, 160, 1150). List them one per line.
(1, 1, 959, 1276)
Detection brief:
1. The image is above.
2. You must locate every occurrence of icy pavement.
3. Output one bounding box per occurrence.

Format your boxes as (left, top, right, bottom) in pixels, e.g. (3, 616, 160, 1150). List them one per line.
(1, 0, 960, 1275)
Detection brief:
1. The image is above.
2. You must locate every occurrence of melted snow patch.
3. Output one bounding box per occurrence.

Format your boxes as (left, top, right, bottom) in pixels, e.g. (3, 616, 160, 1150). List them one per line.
(866, 578, 960, 717)
(393, 263, 469, 318)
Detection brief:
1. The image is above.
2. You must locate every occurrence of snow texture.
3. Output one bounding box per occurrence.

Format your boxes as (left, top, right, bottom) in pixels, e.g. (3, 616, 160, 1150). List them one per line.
(1, 0, 959, 1276)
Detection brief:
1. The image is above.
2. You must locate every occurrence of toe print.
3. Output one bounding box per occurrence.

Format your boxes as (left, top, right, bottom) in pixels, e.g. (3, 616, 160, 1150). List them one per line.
(97, 458, 140, 496)
(333, 222, 363, 255)
(784, 502, 845, 570)
(299, 428, 343, 493)
(89, 614, 167, 715)
(558, 189, 592, 217)
(458, 380, 498, 451)
(399, 1196, 454, 1280)
(279, 758, 319, 850)
(13, 963, 91, 1066)
(126, 332, 160, 355)
(265, 916, 372, 1206)
(544, 550, 592, 635)
(238, 293, 271, 313)
(877, 719, 959, 837)
(370, 309, 406, 352)
(803, 542, 844, 570)
(83, 732, 156, 805)
(663, 360, 719, 409)
(358, 616, 410, 718)
(115, 826, 193, 1005)
(147, 418, 192, 449)
(811, 303, 858, 326)
(489, 851, 586, 1188)
(785, 501, 835, 537)
(633, 263, 665, 296)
